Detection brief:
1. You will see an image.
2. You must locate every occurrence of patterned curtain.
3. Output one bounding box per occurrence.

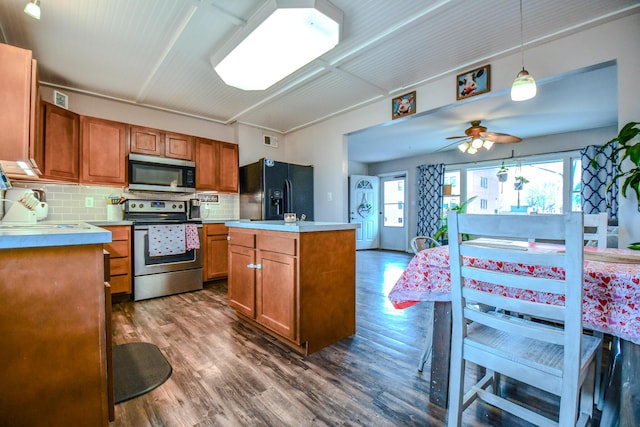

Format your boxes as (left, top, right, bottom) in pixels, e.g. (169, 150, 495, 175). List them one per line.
(416, 163, 445, 238)
(580, 144, 618, 220)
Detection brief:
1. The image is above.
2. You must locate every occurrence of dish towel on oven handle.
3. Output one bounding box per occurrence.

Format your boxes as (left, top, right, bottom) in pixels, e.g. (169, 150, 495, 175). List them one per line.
(185, 224, 200, 250)
(148, 224, 186, 257)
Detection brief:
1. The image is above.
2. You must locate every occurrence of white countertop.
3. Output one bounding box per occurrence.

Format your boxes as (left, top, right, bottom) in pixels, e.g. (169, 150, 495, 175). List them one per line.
(0, 221, 112, 249)
(225, 220, 359, 232)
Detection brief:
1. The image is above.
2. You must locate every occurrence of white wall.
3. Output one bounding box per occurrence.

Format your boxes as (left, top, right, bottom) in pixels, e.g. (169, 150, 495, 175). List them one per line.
(285, 13, 640, 246)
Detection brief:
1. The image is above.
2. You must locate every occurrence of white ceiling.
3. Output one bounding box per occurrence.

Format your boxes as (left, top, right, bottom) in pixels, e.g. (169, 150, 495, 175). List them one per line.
(0, 0, 636, 163)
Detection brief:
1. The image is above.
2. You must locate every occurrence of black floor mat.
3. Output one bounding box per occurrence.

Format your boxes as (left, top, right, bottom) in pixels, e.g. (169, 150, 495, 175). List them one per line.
(113, 342, 172, 404)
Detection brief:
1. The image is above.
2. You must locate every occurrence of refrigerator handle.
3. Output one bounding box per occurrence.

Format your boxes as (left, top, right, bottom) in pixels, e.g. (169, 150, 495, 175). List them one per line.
(284, 179, 292, 213)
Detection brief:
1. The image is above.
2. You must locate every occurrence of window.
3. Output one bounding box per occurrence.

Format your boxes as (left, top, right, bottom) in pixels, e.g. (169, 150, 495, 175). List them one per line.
(571, 158, 582, 211)
(443, 170, 460, 217)
(383, 179, 404, 227)
(466, 160, 565, 214)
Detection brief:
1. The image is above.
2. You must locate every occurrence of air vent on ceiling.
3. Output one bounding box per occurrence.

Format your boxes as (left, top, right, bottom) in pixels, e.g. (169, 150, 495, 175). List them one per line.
(263, 134, 278, 148)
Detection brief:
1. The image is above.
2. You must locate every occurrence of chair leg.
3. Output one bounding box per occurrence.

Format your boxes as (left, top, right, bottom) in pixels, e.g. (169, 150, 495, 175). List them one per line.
(417, 302, 434, 372)
(579, 360, 595, 421)
(447, 352, 464, 427)
(593, 331, 604, 407)
(599, 337, 622, 427)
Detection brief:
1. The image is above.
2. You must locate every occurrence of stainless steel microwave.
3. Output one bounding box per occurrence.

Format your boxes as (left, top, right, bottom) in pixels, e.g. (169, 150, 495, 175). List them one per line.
(128, 154, 196, 193)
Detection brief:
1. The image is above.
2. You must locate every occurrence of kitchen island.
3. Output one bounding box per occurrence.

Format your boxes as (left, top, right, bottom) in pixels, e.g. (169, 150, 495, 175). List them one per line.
(225, 220, 358, 355)
(0, 222, 113, 426)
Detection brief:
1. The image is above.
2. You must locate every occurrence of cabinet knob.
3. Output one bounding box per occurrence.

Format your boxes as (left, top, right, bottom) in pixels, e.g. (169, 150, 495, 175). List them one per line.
(247, 263, 255, 268)
(255, 264, 262, 270)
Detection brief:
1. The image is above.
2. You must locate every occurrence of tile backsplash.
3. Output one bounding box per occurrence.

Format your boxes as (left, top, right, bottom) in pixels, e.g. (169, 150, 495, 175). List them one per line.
(3, 181, 239, 221)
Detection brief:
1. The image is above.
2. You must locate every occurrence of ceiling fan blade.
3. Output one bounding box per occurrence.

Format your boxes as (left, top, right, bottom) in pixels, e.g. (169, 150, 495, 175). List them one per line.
(445, 135, 468, 140)
(482, 132, 522, 143)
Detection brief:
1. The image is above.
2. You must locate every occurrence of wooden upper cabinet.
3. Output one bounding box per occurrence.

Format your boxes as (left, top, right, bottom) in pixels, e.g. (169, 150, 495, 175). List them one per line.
(218, 141, 239, 192)
(42, 102, 79, 181)
(129, 125, 194, 161)
(129, 125, 162, 157)
(195, 137, 239, 192)
(80, 116, 127, 186)
(165, 132, 194, 161)
(0, 43, 42, 175)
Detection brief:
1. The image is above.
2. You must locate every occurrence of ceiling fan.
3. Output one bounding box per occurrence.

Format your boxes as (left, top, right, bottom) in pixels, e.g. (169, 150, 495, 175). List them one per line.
(446, 120, 522, 153)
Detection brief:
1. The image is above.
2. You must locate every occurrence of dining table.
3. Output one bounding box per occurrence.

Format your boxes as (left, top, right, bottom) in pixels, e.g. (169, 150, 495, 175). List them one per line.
(388, 241, 640, 426)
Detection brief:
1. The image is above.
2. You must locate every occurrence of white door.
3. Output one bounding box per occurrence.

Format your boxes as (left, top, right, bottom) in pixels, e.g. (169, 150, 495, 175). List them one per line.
(349, 175, 379, 250)
(379, 175, 407, 251)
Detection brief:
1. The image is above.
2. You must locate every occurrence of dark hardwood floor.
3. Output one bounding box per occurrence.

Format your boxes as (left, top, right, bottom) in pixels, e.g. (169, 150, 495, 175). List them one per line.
(109, 250, 599, 427)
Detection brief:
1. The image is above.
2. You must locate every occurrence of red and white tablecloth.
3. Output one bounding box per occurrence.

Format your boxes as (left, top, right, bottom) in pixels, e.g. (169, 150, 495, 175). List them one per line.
(388, 244, 640, 345)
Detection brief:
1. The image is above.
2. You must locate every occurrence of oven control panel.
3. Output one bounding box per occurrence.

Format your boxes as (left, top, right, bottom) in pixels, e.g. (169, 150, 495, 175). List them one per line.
(125, 199, 186, 214)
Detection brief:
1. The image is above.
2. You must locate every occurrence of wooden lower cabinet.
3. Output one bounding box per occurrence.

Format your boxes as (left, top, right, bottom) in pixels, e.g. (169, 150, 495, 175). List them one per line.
(227, 227, 356, 355)
(0, 244, 110, 426)
(102, 225, 132, 294)
(203, 223, 229, 281)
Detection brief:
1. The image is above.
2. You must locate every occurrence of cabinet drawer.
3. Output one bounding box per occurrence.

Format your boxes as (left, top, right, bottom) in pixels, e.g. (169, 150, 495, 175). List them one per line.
(257, 235, 296, 256)
(229, 230, 255, 248)
(106, 226, 129, 241)
(110, 257, 130, 276)
(104, 240, 129, 258)
(110, 274, 131, 294)
(205, 223, 228, 236)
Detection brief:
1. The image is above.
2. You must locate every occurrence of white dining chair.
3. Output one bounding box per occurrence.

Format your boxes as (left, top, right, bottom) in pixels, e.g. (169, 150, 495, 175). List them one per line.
(446, 212, 602, 427)
(410, 236, 440, 253)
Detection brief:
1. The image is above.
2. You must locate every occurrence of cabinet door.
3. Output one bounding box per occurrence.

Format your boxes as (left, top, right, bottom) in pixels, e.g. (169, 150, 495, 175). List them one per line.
(80, 116, 127, 186)
(256, 250, 296, 340)
(165, 132, 194, 161)
(217, 142, 239, 192)
(195, 137, 217, 190)
(204, 233, 229, 280)
(129, 125, 162, 156)
(228, 245, 256, 317)
(0, 44, 42, 174)
(42, 102, 79, 181)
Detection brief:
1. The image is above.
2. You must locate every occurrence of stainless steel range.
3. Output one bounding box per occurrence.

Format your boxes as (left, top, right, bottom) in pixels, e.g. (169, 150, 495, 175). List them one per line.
(124, 199, 202, 301)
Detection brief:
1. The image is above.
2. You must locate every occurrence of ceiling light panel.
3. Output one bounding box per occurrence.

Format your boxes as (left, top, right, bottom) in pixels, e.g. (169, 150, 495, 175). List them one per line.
(213, 0, 343, 91)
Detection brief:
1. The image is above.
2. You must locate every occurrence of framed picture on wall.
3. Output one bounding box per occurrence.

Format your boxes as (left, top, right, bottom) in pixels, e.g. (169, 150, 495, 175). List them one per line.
(392, 91, 416, 119)
(456, 64, 491, 100)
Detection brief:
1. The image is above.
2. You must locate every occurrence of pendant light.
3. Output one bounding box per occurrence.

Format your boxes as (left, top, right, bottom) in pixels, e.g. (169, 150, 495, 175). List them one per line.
(24, 0, 41, 20)
(511, 0, 536, 101)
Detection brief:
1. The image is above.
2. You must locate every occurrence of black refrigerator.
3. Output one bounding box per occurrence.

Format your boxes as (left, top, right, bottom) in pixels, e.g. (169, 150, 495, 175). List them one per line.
(240, 159, 314, 221)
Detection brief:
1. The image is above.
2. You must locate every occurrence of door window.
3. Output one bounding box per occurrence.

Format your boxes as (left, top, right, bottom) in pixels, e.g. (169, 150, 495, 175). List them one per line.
(383, 179, 405, 227)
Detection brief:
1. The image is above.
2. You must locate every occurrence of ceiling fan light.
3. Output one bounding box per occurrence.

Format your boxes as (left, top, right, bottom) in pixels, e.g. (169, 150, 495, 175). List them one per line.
(511, 68, 537, 101)
(471, 138, 483, 149)
(467, 147, 478, 155)
(458, 142, 469, 152)
(483, 139, 494, 150)
(24, 0, 40, 19)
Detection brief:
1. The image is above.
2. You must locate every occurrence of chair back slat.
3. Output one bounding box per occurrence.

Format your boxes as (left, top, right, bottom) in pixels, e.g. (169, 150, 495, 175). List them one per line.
(583, 212, 608, 248)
